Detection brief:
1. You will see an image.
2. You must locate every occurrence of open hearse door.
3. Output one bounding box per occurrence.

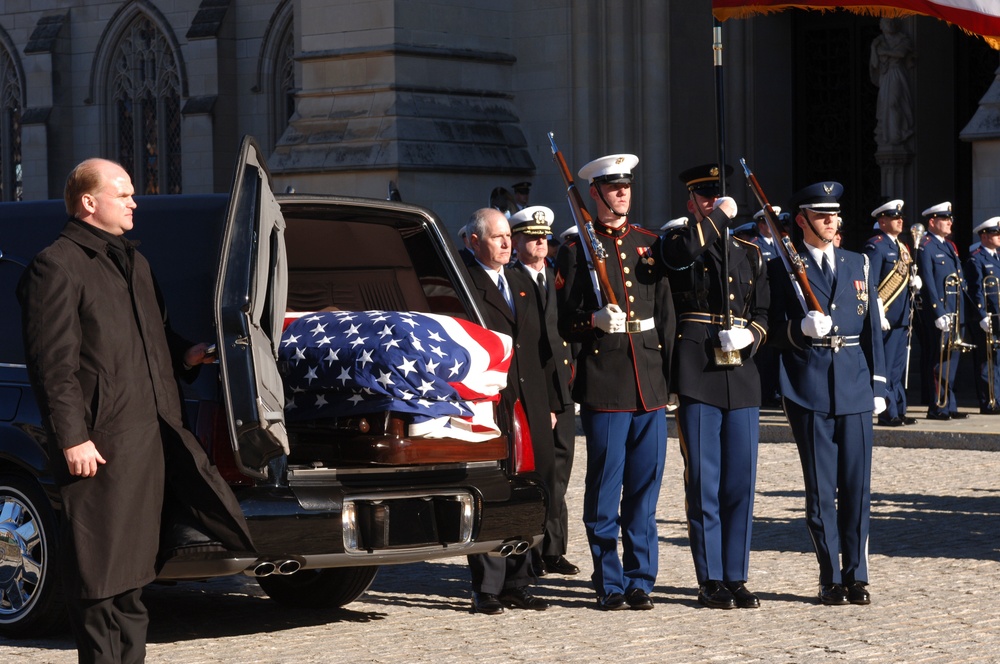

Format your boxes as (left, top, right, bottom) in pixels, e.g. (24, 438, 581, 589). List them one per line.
(214, 135, 289, 479)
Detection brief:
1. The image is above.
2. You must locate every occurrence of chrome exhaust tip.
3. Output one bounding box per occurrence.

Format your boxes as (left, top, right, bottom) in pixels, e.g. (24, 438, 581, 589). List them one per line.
(490, 543, 516, 557)
(276, 559, 302, 575)
(512, 540, 530, 555)
(245, 561, 276, 577)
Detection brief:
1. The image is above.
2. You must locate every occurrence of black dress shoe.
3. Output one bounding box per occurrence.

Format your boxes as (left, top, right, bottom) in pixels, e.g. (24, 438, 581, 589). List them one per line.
(818, 584, 849, 606)
(471, 592, 504, 615)
(531, 557, 546, 577)
(846, 582, 871, 605)
(901, 416, 917, 425)
(698, 580, 736, 609)
(498, 586, 549, 611)
(951, 412, 970, 419)
(542, 555, 580, 575)
(926, 412, 950, 421)
(724, 581, 760, 609)
(981, 406, 1000, 415)
(625, 588, 654, 610)
(877, 417, 904, 427)
(596, 592, 629, 611)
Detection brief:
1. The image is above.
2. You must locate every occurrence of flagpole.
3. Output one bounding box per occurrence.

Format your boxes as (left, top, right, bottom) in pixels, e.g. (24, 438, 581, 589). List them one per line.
(714, 17, 733, 330)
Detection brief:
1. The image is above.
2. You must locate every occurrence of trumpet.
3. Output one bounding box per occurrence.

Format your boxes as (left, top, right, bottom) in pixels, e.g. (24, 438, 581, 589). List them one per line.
(984, 275, 999, 410)
(935, 273, 976, 409)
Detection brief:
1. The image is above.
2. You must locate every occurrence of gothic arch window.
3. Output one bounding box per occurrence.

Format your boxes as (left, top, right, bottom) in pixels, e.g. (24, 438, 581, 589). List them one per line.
(0, 45, 22, 202)
(108, 15, 182, 194)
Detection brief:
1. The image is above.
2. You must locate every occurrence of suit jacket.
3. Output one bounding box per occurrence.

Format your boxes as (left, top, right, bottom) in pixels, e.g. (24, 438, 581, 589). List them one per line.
(464, 261, 558, 459)
(555, 221, 675, 412)
(767, 245, 886, 415)
(863, 231, 915, 328)
(17, 219, 254, 599)
(662, 208, 770, 410)
(510, 261, 573, 411)
(919, 233, 966, 323)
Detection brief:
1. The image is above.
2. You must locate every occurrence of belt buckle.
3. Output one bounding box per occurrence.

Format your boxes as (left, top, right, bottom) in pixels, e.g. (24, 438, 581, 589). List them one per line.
(625, 320, 642, 333)
(831, 336, 845, 353)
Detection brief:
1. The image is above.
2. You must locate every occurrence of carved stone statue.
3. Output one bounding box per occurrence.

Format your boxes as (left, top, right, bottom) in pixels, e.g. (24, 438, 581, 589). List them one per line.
(870, 18, 915, 149)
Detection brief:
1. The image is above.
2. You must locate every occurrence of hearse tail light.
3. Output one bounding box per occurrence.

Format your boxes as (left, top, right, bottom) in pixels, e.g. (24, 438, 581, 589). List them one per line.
(510, 399, 535, 474)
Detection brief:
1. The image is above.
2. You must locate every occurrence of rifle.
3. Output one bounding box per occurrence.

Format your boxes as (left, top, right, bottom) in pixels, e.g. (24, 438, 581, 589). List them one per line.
(739, 158, 824, 315)
(548, 132, 618, 307)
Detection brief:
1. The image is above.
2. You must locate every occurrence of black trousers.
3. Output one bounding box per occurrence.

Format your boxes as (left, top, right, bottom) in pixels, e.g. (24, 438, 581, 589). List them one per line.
(68, 587, 148, 664)
(468, 552, 533, 595)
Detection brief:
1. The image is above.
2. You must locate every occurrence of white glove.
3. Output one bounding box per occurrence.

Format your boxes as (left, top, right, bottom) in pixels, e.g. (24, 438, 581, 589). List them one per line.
(910, 274, 922, 291)
(873, 396, 887, 416)
(713, 196, 738, 219)
(934, 314, 951, 331)
(981, 317, 992, 333)
(877, 298, 890, 332)
(718, 328, 754, 352)
(801, 311, 833, 338)
(666, 393, 679, 413)
(593, 304, 626, 333)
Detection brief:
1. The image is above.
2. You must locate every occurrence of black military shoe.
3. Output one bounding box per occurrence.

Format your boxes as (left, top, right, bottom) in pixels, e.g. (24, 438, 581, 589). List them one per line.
(846, 582, 871, 605)
(698, 580, 736, 609)
(542, 555, 580, 576)
(498, 587, 549, 611)
(877, 417, 904, 427)
(981, 406, 1000, 415)
(471, 592, 504, 615)
(901, 416, 918, 425)
(818, 584, 849, 606)
(926, 412, 950, 421)
(724, 581, 760, 609)
(951, 412, 970, 419)
(625, 588, 654, 610)
(596, 592, 629, 611)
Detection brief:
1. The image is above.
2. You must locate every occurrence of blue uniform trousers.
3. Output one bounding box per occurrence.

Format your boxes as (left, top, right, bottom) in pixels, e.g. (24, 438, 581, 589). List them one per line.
(580, 407, 666, 596)
(676, 398, 758, 584)
(881, 326, 909, 420)
(785, 399, 872, 585)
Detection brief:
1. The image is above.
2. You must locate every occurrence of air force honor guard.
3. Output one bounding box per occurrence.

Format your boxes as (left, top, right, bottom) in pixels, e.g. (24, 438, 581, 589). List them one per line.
(863, 200, 920, 426)
(918, 202, 970, 420)
(963, 217, 1000, 414)
(767, 182, 886, 606)
(750, 206, 781, 262)
(662, 164, 770, 610)
(555, 153, 676, 611)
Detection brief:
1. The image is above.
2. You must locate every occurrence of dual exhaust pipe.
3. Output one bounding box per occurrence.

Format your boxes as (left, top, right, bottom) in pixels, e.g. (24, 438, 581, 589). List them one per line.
(244, 558, 302, 577)
(490, 539, 531, 558)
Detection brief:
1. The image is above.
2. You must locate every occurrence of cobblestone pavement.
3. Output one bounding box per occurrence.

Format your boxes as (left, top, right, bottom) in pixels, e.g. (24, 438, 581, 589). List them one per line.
(4, 434, 1000, 663)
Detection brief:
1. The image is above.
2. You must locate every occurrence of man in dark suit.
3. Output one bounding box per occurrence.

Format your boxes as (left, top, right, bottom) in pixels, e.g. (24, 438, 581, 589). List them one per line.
(863, 199, 920, 427)
(17, 158, 253, 661)
(509, 205, 580, 578)
(918, 202, 971, 420)
(767, 181, 886, 606)
(661, 163, 770, 610)
(555, 153, 676, 611)
(464, 207, 557, 615)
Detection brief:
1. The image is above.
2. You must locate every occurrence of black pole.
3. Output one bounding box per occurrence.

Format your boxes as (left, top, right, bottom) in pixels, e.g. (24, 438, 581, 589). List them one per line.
(714, 17, 732, 331)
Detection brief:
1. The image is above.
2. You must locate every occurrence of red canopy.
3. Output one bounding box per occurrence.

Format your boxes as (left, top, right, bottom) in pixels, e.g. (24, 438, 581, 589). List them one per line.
(712, 1, 1000, 48)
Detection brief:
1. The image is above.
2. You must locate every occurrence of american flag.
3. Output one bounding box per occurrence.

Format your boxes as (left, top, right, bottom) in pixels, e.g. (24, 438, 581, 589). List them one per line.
(279, 310, 512, 442)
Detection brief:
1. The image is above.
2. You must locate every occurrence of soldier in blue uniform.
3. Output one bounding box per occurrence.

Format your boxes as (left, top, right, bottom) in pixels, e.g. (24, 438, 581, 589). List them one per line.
(749, 206, 781, 262)
(767, 182, 886, 606)
(918, 202, 971, 420)
(750, 206, 785, 406)
(863, 200, 921, 426)
(662, 164, 769, 610)
(509, 205, 582, 576)
(963, 216, 1000, 414)
(555, 153, 675, 611)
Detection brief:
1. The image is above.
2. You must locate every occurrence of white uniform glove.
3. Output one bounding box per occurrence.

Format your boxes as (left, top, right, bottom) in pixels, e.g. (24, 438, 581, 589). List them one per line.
(593, 303, 626, 334)
(877, 298, 890, 332)
(718, 328, 754, 352)
(873, 396, 887, 416)
(981, 317, 992, 333)
(666, 393, 679, 413)
(910, 274, 922, 291)
(801, 311, 833, 338)
(712, 196, 738, 219)
(934, 314, 951, 331)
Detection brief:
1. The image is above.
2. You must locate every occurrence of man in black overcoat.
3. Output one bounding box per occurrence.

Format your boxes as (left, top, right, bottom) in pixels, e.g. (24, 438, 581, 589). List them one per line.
(18, 158, 254, 662)
(463, 207, 558, 615)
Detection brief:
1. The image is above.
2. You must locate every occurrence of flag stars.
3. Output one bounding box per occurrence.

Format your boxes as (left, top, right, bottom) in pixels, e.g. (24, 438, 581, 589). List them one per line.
(292, 347, 307, 365)
(397, 357, 418, 376)
(316, 335, 334, 347)
(426, 359, 440, 374)
(377, 324, 394, 338)
(337, 367, 352, 385)
(304, 366, 319, 385)
(416, 379, 435, 395)
(427, 330, 445, 343)
(358, 348, 374, 367)
(349, 336, 368, 348)
(345, 323, 361, 336)
(383, 337, 401, 351)
(314, 394, 328, 408)
(376, 371, 395, 388)
(282, 333, 300, 347)
(309, 322, 327, 336)
(448, 359, 464, 377)
(430, 345, 447, 358)
(324, 348, 340, 366)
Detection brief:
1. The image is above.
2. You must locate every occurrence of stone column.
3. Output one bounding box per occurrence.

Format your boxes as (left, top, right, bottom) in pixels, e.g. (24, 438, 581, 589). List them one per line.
(960, 64, 1000, 222)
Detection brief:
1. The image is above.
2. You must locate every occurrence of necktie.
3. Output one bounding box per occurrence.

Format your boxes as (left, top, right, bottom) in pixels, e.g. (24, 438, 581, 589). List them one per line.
(822, 253, 835, 288)
(497, 273, 515, 314)
(536, 272, 547, 308)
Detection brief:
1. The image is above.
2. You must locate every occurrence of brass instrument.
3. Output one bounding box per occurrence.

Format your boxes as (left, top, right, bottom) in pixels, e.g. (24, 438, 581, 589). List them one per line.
(935, 273, 976, 409)
(984, 275, 999, 410)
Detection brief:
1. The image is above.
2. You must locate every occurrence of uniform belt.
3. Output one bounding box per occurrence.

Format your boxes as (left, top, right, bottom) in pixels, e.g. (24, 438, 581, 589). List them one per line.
(613, 317, 656, 334)
(807, 335, 860, 351)
(678, 312, 748, 328)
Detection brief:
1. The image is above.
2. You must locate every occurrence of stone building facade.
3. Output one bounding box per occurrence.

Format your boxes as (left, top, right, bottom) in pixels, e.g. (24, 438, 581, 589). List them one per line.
(1, 1, 997, 246)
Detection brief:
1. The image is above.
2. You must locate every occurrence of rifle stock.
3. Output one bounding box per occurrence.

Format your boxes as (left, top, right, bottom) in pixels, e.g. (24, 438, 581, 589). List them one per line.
(739, 158, 824, 315)
(548, 132, 618, 307)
